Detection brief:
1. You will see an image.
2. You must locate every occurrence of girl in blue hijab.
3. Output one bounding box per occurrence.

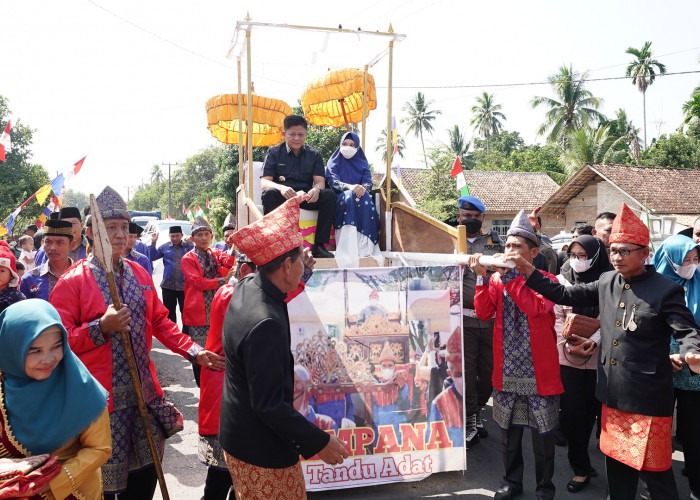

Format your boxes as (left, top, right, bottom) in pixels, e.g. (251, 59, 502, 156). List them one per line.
(325, 131, 381, 267)
(0, 299, 111, 499)
(653, 234, 700, 498)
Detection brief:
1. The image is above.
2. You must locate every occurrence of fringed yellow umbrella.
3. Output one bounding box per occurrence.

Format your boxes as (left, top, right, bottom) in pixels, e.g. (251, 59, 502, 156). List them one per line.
(206, 93, 292, 147)
(301, 68, 377, 130)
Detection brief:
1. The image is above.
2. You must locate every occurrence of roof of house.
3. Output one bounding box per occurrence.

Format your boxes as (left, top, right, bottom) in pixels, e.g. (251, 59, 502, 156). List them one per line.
(458, 171, 559, 213)
(372, 168, 559, 212)
(541, 163, 700, 215)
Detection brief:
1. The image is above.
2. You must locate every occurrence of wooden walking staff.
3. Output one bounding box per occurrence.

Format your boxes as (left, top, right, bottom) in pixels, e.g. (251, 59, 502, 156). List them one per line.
(88, 195, 171, 500)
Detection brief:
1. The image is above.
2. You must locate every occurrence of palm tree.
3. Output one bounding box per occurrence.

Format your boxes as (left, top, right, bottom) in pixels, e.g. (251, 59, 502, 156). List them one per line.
(625, 41, 667, 148)
(470, 92, 506, 152)
(560, 125, 628, 175)
(682, 87, 700, 126)
(150, 165, 165, 184)
(532, 65, 605, 145)
(402, 92, 441, 167)
(375, 128, 406, 163)
(445, 125, 473, 169)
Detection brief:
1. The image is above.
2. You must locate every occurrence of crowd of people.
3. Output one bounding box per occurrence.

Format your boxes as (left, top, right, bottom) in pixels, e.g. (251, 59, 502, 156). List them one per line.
(1, 112, 700, 500)
(463, 197, 700, 500)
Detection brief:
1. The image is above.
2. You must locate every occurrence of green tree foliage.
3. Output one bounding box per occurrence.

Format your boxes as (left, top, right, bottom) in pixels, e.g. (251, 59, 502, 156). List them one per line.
(641, 132, 700, 169)
(0, 96, 51, 234)
(625, 41, 667, 147)
(62, 189, 90, 212)
(682, 87, 700, 127)
(532, 65, 605, 145)
(560, 125, 629, 175)
(402, 92, 441, 167)
(470, 92, 506, 151)
(414, 146, 459, 223)
(375, 128, 406, 165)
(445, 125, 474, 169)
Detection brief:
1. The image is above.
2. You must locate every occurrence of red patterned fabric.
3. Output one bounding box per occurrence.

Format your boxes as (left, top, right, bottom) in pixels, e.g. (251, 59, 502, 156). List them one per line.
(609, 203, 650, 247)
(224, 452, 306, 500)
(446, 327, 461, 364)
(599, 404, 672, 471)
(232, 195, 304, 266)
(433, 387, 463, 429)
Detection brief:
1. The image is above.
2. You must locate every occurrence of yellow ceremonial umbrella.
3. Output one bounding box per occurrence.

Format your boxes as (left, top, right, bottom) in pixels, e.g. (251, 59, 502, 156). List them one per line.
(301, 68, 377, 130)
(205, 93, 292, 147)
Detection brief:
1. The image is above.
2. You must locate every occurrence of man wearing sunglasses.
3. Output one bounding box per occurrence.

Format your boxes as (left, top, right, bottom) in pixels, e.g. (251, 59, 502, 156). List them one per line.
(505, 203, 700, 500)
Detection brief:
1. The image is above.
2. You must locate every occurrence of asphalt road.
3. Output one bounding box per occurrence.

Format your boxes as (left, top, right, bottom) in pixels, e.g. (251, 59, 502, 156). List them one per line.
(147, 265, 691, 499)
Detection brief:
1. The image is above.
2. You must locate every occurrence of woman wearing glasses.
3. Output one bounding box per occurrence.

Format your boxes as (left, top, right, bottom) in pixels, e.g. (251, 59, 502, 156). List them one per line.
(553, 235, 611, 493)
(506, 204, 700, 500)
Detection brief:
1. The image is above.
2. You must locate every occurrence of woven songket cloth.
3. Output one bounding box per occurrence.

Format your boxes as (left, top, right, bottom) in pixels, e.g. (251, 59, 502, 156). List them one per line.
(232, 195, 303, 266)
(609, 203, 650, 247)
(507, 210, 539, 245)
(599, 404, 672, 471)
(95, 186, 130, 220)
(224, 453, 306, 500)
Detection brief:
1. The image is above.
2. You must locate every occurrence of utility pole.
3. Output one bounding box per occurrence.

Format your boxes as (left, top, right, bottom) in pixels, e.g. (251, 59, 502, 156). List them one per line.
(124, 185, 138, 203)
(162, 162, 179, 218)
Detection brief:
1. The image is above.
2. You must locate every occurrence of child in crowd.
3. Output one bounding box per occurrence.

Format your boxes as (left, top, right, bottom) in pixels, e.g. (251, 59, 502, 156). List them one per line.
(15, 261, 25, 278)
(18, 234, 37, 272)
(0, 241, 26, 313)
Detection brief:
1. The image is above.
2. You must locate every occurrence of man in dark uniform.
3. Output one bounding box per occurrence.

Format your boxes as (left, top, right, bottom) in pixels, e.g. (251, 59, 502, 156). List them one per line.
(513, 203, 700, 500)
(260, 114, 336, 259)
(457, 195, 504, 448)
(20, 219, 74, 301)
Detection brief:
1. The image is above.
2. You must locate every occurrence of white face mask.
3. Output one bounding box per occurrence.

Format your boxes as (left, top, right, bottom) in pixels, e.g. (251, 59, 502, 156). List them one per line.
(674, 262, 698, 280)
(381, 368, 394, 380)
(570, 257, 592, 273)
(340, 146, 357, 159)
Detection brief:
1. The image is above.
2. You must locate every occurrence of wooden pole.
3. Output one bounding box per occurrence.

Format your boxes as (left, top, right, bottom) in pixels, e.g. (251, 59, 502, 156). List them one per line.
(88, 195, 170, 500)
(385, 27, 394, 210)
(237, 59, 244, 187)
(338, 99, 351, 132)
(246, 27, 254, 201)
(361, 65, 368, 148)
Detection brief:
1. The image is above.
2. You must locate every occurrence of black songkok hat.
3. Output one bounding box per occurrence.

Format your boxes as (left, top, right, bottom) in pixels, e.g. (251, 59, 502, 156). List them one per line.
(44, 219, 74, 240)
(59, 206, 82, 221)
(128, 222, 144, 236)
(169, 226, 183, 235)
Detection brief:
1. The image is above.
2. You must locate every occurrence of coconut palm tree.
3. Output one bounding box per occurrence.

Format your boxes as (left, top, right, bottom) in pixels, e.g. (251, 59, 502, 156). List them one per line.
(150, 165, 165, 184)
(560, 125, 628, 175)
(375, 128, 406, 164)
(625, 41, 667, 148)
(532, 65, 605, 145)
(445, 125, 473, 169)
(682, 87, 700, 127)
(402, 92, 441, 167)
(470, 92, 506, 152)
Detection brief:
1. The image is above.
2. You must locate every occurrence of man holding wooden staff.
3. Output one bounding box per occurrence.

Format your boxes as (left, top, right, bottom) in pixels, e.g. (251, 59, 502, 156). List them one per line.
(51, 186, 224, 499)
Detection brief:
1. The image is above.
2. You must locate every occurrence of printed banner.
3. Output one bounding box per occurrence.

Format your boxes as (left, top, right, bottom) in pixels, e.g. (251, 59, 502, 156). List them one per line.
(288, 265, 465, 491)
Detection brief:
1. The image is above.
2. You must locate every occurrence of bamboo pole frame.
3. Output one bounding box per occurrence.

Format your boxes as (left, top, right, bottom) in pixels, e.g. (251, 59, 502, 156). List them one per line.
(237, 59, 244, 187)
(246, 28, 253, 201)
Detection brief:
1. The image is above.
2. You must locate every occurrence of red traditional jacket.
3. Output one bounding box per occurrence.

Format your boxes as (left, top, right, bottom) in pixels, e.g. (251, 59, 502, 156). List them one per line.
(198, 280, 306, 435)
(50, 259, 199, 412)
(181, 248, 234, 326)
(474, 270, 563, 396)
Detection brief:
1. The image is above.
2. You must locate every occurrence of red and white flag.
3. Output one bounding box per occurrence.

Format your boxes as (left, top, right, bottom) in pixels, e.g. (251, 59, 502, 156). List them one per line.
(0, 121, 12, 162)
(450, 156, 462, 177)
(206, 196, 210, 209)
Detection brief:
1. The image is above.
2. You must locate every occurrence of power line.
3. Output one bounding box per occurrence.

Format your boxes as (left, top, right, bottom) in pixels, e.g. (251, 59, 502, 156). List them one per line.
(86, 0, 232, 69)
(381, 70, 700, 90)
